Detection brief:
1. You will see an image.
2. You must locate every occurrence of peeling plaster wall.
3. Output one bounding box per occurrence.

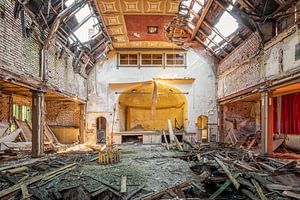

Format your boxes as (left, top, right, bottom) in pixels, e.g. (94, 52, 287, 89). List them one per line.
(86, 51, 217, 143)
(264, 27, 300, 78)
(218, 26, 300, 100)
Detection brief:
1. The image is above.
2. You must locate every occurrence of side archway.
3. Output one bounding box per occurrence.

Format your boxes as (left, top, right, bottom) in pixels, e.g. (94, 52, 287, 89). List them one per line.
(196, 115, 208, 142)
(96, 116, 107, 143)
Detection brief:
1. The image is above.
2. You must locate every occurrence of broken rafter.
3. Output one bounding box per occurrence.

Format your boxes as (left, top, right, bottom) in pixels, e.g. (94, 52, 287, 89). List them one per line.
(195, 36, 223, 61)
(202, 20, 237, 49)
(44, 0, 85, 49)
(216, 0, 256, 32)
(197, 29, 230, 55)
(191, 0, 214, 40)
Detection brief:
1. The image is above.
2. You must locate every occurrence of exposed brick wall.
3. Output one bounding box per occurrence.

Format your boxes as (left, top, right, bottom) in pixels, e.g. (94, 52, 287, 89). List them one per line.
(0, 93, 10, 123)
(13, 94, 31, 106)
(218, 33, 262, 75)
(46, 46, 87, 100)
(45, 101, 80, 127)
(0, 0, 87, 101)
(217, 33, 263, 99)
(0, 0, 41, 79)
(218, 60, 262, 98)
(222, 101, 258, 142)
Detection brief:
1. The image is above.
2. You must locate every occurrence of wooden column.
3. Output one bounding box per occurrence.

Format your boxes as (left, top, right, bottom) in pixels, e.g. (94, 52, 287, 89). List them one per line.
(31, 90, 44, 158)
(217, 104, 224, 143)
(79, 103, 86, 144)
(261, 90, 274, 155)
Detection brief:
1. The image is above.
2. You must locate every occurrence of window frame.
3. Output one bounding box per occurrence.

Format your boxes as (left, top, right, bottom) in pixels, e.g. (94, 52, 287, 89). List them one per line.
(118, 53, 139, 66)
(165, 53, 186, 67)
(140, 53, 164, 66)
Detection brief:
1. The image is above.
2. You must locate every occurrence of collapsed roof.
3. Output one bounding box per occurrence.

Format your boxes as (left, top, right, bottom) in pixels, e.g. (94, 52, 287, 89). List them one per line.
(17, 0, 299, 69)
(166, 0, 299, 61)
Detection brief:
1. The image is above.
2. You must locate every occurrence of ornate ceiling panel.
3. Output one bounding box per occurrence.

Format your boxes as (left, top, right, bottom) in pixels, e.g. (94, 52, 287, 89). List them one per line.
(94, 0, 181, 49)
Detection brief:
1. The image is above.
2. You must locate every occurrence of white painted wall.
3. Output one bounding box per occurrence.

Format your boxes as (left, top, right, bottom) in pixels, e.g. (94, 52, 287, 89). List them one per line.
(86, 50, 217, 142)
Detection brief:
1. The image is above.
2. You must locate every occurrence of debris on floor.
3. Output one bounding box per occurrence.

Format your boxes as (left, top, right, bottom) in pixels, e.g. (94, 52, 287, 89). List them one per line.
(0, 143, 300, 199)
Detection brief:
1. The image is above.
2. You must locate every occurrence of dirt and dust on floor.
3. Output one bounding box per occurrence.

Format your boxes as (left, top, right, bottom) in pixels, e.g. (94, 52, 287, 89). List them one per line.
(1, 142, 300, 200)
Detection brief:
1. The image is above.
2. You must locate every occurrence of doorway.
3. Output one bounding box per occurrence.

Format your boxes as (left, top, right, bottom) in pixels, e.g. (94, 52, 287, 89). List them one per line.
(97, 117, 107, 143)
(196, 115, 208, 143)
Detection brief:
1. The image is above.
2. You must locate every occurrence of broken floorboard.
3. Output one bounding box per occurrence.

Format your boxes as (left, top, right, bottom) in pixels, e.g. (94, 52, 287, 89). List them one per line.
(0, 143, 299, 199)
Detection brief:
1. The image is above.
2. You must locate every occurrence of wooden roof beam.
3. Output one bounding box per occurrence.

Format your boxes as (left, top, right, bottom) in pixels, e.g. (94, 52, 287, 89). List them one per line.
(195, 36, 222, 61)
(191, 0, 214, 40)
(197, 29, 230, 55)
(202, 20, 237, 49)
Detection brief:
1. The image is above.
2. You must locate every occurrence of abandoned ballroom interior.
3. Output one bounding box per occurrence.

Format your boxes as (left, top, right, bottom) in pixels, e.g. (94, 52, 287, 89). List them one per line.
(0, 0, 300, 199)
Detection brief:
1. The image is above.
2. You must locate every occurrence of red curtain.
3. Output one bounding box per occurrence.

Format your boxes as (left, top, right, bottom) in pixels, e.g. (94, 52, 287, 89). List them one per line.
(273, 97, 278, 133)
(280, 92, 300, 134)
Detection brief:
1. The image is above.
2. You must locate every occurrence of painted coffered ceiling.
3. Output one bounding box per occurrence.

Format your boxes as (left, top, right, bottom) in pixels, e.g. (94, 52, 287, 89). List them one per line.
(94, 0, 181, 49)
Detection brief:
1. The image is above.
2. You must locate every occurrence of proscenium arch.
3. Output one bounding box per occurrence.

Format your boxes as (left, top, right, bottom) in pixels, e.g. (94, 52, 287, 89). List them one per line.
(118, 81, 188, 131)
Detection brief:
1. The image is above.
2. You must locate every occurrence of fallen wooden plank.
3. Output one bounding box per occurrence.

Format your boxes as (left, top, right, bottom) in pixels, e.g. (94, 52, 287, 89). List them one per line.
(258, 162, 276, 173)
(150, 81, 158, 120)
(5, 166, 28, 175)
(121, 176, 127, 193)
(199, 170, 211, 182)
(273, 138, 284, 151)
(162, 130, 169, 150)
(241, 189, 259, 200)
(125, 183, 146, 200)
(209, 173, 240, 199)
(45, 125, 59, 144)
(84, 174, 121, 193)
(247, 139, 256, 150)
(21, 184, 31, 200)
(234, 160, 259, 171)
(142, 182, 189, 200)
(174, 134, 183, 151)
(167, 119, 175, 143)
(214, 157, 240, 190)
(0, 128, 22, 143)
(191, 182, 205, 192)
(183, 139, 196, 149)
(0, 158, 48, 172)
(91, 187, 107, 197)
(251, 179, 268, 200)
(282, 191, 300, 199)
(0, 163, 77, 198)
(265, 184, 300, 191)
